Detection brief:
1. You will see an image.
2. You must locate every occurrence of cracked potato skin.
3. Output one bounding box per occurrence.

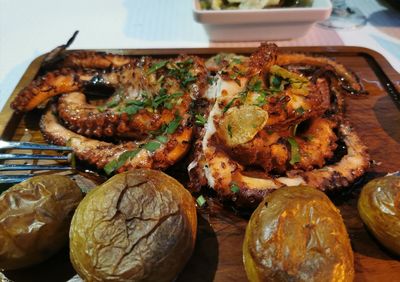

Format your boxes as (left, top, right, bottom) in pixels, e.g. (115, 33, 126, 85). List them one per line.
(69, 169, 197, 282)
(0, 175, 83, 270)
(358, 176, 400, 255)
(243, 186, 354, 282)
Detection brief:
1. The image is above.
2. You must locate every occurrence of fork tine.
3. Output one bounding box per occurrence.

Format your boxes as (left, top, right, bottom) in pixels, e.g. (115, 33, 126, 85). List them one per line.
(0, 141, 72, 151)
(0, 153, 70, 161)
(0, 164, 72, 171)
(0, 175, 35, 184)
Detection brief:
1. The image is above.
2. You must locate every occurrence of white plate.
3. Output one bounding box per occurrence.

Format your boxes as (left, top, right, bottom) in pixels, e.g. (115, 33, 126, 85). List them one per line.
(193, 0, 332, 41)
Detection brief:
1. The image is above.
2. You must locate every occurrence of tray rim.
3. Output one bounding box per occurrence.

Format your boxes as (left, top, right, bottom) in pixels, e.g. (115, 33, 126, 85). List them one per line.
(1, 45, 399, 140)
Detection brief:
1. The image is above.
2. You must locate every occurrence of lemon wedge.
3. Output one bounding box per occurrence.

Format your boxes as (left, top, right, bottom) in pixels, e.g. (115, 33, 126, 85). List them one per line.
(218, 105, 268, 147)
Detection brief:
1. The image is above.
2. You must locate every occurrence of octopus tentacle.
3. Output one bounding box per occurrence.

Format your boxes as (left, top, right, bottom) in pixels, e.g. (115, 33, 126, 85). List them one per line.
(189, 43, 369, 207)
(58, 51, 135, 69)
(55, 55, 207, 138)
(10, 68, 100, 112)
(40, 108, 192, 171)
(57, 91, 191, 139)
(190, 118, 369, 208)
(300, 121, 370, 190)
(276, 53, 363, 93)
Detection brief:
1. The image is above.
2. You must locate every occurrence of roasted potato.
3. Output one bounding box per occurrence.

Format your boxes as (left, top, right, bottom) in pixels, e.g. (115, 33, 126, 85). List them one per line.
(243, 186, 354, 282)
(358, 175, 400, 255)
(0, 175, 83, 270)
(70, 169, 197, 282)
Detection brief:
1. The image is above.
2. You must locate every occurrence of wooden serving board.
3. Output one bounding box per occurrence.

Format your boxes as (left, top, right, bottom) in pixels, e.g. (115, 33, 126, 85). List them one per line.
(1, 47, 400, 282)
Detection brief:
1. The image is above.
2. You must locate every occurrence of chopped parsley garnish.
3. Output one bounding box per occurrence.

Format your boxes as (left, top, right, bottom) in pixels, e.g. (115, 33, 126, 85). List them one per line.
(214, 54, 223, 65)
(230, 182, 240, 193)
(196, 195, 207, 207)
(255, 91, 268, 107)
(143, 141, 161, 152)
(97, 106, 106, 113)
(287, 137, 301, 165)
(156, 135, 168, 143)
(270, 65, 309, 95)
(195, 114, 207, 126)
(248, 79, 263, 92)
(207, 76, 216, 85)
(229, 67, 245, 86)
(295, 106, 305, 115)
(157, 75, 165, 84)
(167, 58, 197, 88)
(122, 104, 140, 115)
(304, 135, 314, 141)
(104, 138, 166, 174)
(147, 60, 168, 75)
(104, 148, 141, 175)
(152, 91, 183, 109)
(106, 99, 119, 108)
(291, 123, 299, 136)
(232, 57, 242, 64)
(223, 98, 237, 113)
(165, 115, 183, 134)
(227, 124, 233, 138)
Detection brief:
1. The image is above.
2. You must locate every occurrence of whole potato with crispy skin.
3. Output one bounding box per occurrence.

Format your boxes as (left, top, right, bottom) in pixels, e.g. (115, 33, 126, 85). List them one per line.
(0, 175, 83, 270)
(358, 175, 400, 255)
(69, 169, 197, 282)
(243, 186, 354, 282)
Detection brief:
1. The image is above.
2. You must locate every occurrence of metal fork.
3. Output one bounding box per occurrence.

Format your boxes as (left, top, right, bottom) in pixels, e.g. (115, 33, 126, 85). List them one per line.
(0, 141, 73, 184)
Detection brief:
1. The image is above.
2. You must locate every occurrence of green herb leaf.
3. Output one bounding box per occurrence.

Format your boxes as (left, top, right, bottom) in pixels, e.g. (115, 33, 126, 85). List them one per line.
(143, 141, 161, 152)
(207, 76, 216, 85)
(196, 195, 207, 207)
(195, 114, 207, 126)
(291, 123, 299, 136)
(157, 75, 165, 84)
(147, 60, 168, 75)
(230, 182, 240, 193)
(156, 135, 168, 143)
(123, 105, 141, 115)
(176, 58, 194, 68)
(223, 98, 237, 113)
(126, 100, 144, 106)
(249, 80, 263, 92)
(106, 98, 120, 108)
(232, 57, 242, 64)
(304, 135, 314, 141)
(70, 153, 76, 169)
(295, 106, 305, 115)
(214, 54, 223, 65)
(181, 76, 196, 87)
(104, 149, 141, 175)
(287, 137, 301, 165)
(104, 159, 118, 175)
(152, 91, 184, 109)
(97, 106, 106, 113)
(166, 115, 183, 134)
(227, 124, 233, 138)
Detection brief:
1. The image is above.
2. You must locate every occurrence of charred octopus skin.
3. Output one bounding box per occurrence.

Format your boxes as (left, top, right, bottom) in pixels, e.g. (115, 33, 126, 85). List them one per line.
(11, 44, 369, 204)
(12, 51, 208, 174)
(188, 43, 369, 208)
(12, 55, 208, 139)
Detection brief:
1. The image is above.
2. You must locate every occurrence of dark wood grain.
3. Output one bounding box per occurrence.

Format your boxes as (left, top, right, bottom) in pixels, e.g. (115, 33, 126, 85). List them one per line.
(1, 47, 400, 282)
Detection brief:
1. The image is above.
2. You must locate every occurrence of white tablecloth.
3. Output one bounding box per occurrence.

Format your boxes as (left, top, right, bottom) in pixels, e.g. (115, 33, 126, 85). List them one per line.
(0, 0, 399, 111)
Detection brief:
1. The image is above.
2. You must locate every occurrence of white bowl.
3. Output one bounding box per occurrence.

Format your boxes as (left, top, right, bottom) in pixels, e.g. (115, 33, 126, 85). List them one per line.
(193, 0, 332, 42)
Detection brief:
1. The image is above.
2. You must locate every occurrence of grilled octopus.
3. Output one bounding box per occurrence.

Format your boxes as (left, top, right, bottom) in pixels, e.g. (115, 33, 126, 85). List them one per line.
(11, 43, 370, 207)
(11, 52, 207, 174)
(188, 43, 369, 207)
(12, 55, 207, 139)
